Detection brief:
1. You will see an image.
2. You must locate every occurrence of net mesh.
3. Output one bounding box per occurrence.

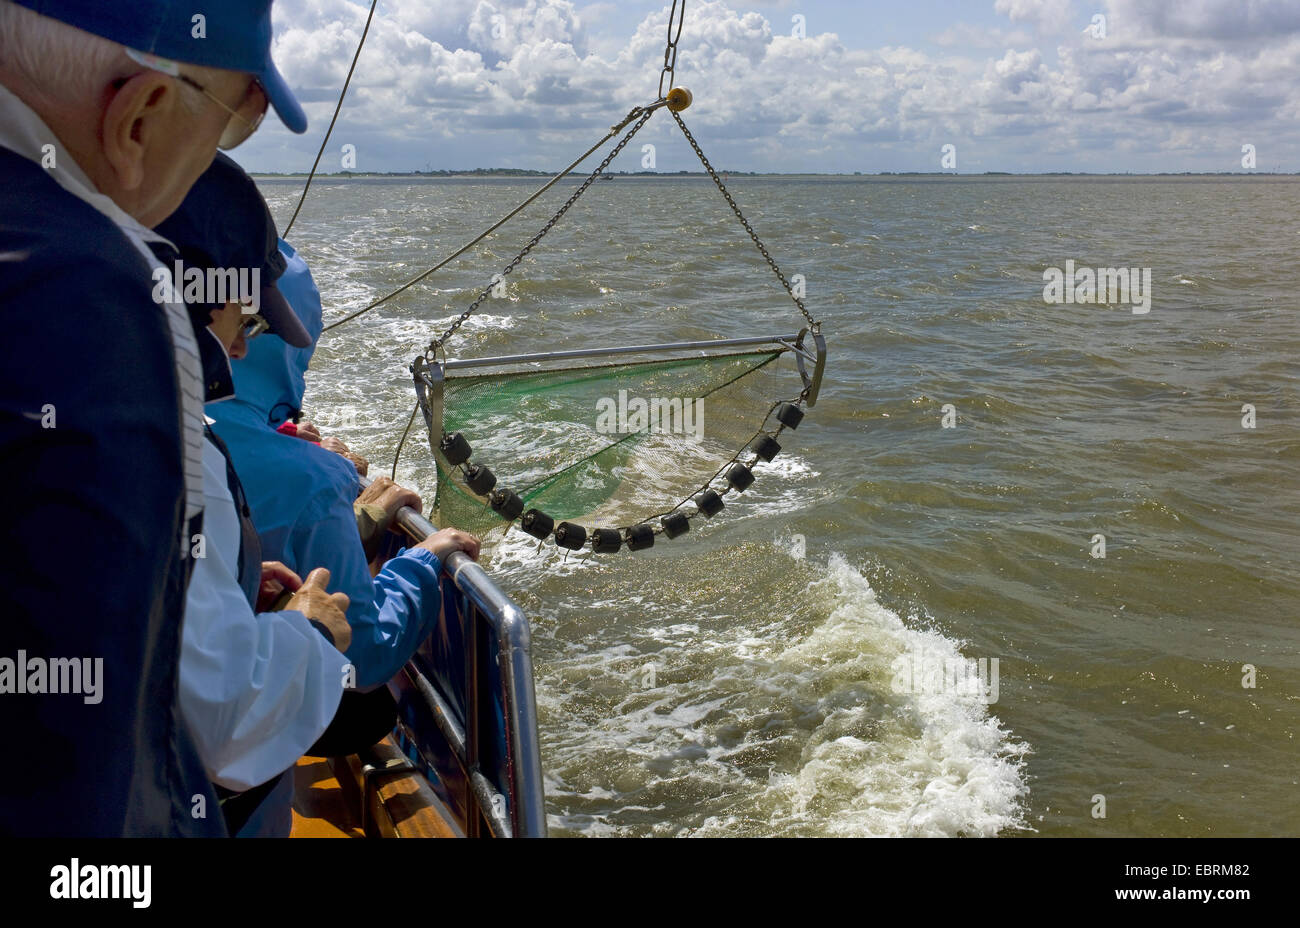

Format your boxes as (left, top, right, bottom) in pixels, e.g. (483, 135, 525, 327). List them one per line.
(431, 348, 796, 538)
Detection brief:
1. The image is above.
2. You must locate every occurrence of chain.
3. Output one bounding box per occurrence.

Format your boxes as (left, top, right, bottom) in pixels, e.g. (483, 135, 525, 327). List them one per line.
(326, 107, 654, 335)
(658, 0, 686, 99)
(671, 110, 820, 332)
(423, 107, 656, 360)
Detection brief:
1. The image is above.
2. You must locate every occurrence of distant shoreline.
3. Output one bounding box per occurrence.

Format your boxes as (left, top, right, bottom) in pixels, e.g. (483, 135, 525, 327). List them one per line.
(253, 170, 1300, 180)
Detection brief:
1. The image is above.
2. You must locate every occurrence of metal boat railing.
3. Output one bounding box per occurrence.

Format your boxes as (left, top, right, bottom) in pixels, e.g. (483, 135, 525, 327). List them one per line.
(379, 501, 547, 838)
(411, 328, 827, 485)
(436, 332, 807, 371)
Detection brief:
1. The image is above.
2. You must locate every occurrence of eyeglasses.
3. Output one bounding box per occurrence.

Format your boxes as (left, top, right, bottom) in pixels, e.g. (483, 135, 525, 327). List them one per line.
(123, 49, 268, 150)
(209, 79, 268, 150)
(241, 313, 270, 340)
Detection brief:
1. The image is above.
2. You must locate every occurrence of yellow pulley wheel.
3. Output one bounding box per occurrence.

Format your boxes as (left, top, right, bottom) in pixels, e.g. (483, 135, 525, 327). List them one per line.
(666, 87, 692, 112)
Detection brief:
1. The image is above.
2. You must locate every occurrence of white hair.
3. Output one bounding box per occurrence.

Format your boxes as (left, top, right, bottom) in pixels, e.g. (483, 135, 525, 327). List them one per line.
(0, 1, 223, 113)
(0, 1, 132, 101)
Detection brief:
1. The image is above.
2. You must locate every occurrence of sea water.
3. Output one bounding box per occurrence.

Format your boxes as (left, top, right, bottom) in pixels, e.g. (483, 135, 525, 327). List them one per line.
(260, 172, 1300, 837)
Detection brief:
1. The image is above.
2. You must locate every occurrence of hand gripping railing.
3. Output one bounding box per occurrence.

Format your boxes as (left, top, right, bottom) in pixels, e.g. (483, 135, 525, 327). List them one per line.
(380, 498, 547, 838)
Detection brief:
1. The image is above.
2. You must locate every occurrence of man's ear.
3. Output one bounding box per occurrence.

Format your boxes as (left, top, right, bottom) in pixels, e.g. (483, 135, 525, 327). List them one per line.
(101, 72, 179, 192)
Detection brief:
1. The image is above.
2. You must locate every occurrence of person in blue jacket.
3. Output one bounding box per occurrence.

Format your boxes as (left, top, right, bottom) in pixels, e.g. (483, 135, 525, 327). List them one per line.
(209, 240, 480, 696)
(0, 0, 306, 836)
(207, 234, 479, 837)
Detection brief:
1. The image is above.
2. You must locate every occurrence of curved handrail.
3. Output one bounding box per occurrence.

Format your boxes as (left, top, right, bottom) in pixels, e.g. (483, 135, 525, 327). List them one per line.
(383, 498, 547, 837)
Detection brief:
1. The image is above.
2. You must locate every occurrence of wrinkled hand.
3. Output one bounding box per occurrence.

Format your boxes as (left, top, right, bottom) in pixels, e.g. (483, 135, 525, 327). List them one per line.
(321, 435, 368, 476)
(357, 476, 422, 521)
(286, 568, 352, 652)
(257, 561, 302, 613)
(295, 420, 322, 442)
(416, 528, 481, 563)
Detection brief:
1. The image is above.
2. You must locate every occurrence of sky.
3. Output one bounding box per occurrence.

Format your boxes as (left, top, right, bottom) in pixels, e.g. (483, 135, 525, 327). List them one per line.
(232, 0, 1300, 174)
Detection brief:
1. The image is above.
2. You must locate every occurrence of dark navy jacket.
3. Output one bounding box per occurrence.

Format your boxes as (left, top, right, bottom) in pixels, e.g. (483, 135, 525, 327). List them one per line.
(0, 147, 224, 836)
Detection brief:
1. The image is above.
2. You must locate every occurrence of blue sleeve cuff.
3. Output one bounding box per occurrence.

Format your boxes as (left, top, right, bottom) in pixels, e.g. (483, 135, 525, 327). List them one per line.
(397, 545, 441, 575)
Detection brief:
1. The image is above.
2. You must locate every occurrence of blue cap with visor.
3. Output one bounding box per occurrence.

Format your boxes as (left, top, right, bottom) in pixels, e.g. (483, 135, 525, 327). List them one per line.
(9, 0, 307, 134)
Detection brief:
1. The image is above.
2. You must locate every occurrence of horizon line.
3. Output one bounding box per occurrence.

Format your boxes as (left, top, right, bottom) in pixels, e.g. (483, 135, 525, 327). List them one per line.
(251, 169, 1300, 178)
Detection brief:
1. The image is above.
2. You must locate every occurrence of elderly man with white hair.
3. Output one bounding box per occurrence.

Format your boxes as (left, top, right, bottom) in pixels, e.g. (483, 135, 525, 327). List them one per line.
(0, 0, 308, 837)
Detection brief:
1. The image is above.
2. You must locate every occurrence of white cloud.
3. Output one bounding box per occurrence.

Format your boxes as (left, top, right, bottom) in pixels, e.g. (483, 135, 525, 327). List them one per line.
(993, 0, 1075, 32)
(237, 0, 1300, 173)
(1105, 0, 1300, 41)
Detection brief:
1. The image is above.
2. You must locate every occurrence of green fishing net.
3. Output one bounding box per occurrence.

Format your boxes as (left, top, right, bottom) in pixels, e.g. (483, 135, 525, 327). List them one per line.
(431, 348, 796, 538)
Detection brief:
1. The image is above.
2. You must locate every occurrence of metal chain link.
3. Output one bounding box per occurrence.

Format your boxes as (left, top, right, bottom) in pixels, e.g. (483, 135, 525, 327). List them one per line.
(423, 107, 656, 360)
(658, 0, 686, 99)
(671, 110, 820, 332)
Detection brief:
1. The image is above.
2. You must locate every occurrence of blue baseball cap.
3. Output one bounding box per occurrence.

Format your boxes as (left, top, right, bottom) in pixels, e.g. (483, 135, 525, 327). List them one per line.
(10, 0, 307, 134)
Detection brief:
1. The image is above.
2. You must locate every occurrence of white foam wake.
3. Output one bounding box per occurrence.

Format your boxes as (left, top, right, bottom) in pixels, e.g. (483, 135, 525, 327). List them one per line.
(743, 552, 1030, 837)
(534, 543, 1030, 837)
